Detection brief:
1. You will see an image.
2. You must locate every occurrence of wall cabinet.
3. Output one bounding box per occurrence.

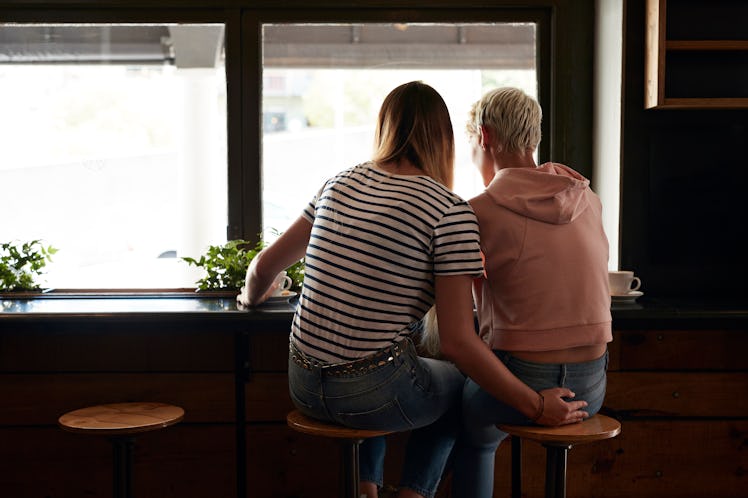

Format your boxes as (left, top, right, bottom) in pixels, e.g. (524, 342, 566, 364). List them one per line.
(645, 0, 748, 109)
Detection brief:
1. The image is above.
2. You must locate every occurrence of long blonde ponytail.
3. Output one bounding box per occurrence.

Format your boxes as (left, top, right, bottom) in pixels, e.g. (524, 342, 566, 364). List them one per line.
(419, 306, 441, 357)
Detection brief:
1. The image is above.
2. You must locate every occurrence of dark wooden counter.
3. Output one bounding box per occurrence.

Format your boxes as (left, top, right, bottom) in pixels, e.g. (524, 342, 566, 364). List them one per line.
(611, 296, 748, 329)
(0, 293, 297, 498)
(1, 294, 746, 498)
(4, 292, 745, 324)
(0, 293, 295, 321)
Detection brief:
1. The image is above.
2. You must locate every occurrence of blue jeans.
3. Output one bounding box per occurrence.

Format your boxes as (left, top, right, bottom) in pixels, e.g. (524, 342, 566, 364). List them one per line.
(451, 350, 609, 498)
(288, 338, 465, 498)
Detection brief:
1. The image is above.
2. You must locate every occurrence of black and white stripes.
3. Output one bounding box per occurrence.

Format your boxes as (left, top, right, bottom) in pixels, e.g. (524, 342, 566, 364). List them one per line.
(291, 162, 482, 362)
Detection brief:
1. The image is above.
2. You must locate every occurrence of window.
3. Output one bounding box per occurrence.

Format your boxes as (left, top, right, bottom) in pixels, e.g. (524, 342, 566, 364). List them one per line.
(260, 23, 538, 236)
(1, 3, 593, 293)
(0, 23, 227, 288)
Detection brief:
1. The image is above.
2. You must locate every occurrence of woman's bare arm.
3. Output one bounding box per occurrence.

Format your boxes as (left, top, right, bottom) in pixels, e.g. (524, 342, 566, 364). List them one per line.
(436, 274, 588, 426)
(237, 215, 312, 307)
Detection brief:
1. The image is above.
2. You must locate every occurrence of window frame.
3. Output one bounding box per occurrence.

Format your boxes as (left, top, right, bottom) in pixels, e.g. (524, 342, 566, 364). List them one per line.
(1, 8, 241, 294)
(2, 1, 594, 293)
(241, 6, 554, 244)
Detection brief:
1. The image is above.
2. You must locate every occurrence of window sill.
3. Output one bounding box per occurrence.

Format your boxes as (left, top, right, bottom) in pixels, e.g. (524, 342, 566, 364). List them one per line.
(0, 289, 237, 299)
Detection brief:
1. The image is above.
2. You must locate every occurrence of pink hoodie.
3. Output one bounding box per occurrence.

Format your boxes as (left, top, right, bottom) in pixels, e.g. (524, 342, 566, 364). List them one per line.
(469, 162, 612, 352)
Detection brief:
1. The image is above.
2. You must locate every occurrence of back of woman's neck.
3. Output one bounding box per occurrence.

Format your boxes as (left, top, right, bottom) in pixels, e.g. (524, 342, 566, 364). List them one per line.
(495, 150, 537, 170)
(373, 159, 423, 176)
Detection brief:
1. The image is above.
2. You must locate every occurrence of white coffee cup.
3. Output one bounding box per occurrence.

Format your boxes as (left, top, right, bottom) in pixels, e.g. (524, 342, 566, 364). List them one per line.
(608, 270, 641, 295)
(271, 271, 293, 296)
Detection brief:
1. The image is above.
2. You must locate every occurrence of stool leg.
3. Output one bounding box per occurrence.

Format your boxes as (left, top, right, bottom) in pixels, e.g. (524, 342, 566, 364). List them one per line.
(510, 436, 522, 498)
(543, 444, 571, 498)
(341, 439, 362, 498)
(110, 436, 135, 498)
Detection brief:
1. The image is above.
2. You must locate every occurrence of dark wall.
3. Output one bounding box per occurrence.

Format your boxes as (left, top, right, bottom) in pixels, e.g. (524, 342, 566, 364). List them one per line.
(620, 0, 748, 301)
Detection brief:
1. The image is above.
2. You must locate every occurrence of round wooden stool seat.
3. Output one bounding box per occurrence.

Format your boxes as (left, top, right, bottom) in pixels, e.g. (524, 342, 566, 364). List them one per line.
(59, 402, 184, 435)
(59, 402, 184, 498)
(498, 414, 621, 498)
(498, 412, 621, 446)
(286, 409, 393, 441)
(287, 409, 393, 498)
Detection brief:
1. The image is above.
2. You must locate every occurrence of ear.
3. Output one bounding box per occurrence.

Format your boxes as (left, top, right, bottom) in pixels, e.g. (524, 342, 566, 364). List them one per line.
(480, 125, 504, 153)
(479, 125, 491, 149)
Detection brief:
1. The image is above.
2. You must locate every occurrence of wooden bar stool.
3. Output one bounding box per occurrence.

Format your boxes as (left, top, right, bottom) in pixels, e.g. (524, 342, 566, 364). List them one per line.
(287, 409, 393, 498)
(498, 414, 621, 498)
(59, 402, 184, 498)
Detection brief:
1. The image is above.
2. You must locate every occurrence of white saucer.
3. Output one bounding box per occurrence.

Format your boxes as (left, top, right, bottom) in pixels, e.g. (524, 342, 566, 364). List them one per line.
(264, 291, 298, 304)
(611, 290, 643, 303)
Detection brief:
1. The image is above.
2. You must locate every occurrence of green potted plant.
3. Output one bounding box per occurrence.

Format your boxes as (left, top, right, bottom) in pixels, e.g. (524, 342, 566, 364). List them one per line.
(0, 240, 57, 293)
(182, 238, 304, 292)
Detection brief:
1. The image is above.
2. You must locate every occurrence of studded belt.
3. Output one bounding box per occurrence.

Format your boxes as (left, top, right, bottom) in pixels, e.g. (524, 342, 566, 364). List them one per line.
(289, 338, 410, 377)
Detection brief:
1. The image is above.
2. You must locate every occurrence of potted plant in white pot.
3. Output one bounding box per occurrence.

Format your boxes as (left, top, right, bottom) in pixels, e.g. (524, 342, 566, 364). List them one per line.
(182, 238, 304, 293)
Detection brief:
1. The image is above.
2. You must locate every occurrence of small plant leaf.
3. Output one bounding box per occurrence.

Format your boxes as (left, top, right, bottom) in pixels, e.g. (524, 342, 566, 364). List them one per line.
(181, 235, 304, 292)
(0, 240, 57, 292)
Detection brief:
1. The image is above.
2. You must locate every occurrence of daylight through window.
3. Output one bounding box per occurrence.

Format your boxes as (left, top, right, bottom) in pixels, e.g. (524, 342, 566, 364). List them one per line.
(261, 23, 538, 235)
(0, 23, 227, 288)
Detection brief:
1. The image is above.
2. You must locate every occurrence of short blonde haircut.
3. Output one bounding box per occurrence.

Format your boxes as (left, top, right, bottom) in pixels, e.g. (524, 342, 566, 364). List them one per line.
(373, 81, 455, 189)
(466, 87, 542, 154)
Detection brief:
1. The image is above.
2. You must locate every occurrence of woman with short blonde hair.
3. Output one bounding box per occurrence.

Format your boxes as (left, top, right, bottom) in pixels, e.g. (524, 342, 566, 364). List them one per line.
(466, 86, 542, 154)
(453, 87, 611, 498)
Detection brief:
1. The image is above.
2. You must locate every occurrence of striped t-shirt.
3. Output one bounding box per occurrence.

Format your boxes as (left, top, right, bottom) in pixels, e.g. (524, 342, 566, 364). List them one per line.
(290, 162, 483, 363)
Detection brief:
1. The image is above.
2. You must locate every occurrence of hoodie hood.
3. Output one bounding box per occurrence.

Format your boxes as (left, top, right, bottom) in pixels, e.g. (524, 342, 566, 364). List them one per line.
(484, 162, 591, 224)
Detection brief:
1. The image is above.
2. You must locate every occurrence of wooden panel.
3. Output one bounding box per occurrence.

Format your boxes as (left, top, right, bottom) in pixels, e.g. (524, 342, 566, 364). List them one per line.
(0, 319, 744, 498)
(0, 425, 235, 498)
(0, 371, 300, 425)
(510, 419, 747, 498)
(667, 40, 748, 51)
(644, 0, 748, 109)
(606, 372, 748, 417)
(248, 329, 290, 372)
(3, 419, 744, 498)
(0, 373, 235, 424)
(660, 97, 748, 109)
(607, 333, 622, 371)
(644, 0, 666, 108)
(1, 403, 744, 498)
(0, 327, 234, 372)
(244, 372, 294, 422)
(665, 51, 748, 98)
(509, 431, 622, 498)
(245, 424, 446, 498)
(246, 424, 365, 497)
(614, 329, 748, 371)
